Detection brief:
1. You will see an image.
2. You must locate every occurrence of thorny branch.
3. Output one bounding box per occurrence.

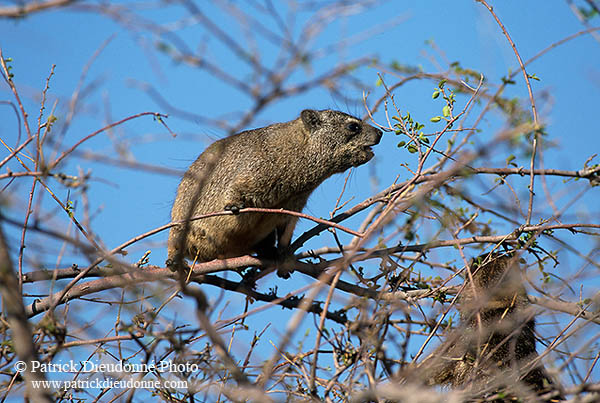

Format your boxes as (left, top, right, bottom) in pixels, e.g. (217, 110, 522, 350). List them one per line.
(1, 1, 599, 402)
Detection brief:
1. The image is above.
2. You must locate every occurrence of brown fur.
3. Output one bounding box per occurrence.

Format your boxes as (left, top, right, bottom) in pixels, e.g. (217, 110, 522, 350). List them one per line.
(420, 253, 563, 401)
(167, 109, 382, 271)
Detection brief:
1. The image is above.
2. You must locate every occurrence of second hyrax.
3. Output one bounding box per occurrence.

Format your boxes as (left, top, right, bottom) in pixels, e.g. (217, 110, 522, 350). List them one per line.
(421, 253, 562, 401)
(167, 109, 382, 269)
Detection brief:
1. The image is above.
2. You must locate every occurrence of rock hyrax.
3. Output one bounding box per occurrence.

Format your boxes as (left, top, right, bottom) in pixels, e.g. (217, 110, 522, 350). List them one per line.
(421, 253, 562, 400)
(167, 109, 382, 269)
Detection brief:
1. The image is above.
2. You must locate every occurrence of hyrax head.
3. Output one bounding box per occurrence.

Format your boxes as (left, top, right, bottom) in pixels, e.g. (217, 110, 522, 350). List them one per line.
(300, 109, 383, 172)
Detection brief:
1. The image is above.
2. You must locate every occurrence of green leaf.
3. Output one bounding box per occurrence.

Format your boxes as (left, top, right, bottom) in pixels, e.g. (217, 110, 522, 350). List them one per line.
(501, 76, 516, 85)
(430, 116, 442, 123)
(442, 105, 451, 117)
(578, 6, 598, 20)
(397, 141, 406, 147)
(432, 90, 440, 99)
(407, 144, 418, 153)
(438, 79, 447, 89)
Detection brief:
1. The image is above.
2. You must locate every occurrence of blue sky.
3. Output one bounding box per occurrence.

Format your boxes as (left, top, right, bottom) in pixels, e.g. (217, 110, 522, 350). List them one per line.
(3, 1, 598, 257)
(1, 0, 599, 399)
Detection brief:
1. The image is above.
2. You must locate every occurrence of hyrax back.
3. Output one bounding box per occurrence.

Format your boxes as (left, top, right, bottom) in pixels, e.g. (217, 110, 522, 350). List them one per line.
(167, 109, 382, 267)
(421, 253, 562, 400)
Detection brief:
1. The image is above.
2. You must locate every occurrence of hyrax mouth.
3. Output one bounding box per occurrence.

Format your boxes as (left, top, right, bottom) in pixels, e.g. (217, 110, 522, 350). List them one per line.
(362, 139, 379, 150)
(362, 146, 375, 159)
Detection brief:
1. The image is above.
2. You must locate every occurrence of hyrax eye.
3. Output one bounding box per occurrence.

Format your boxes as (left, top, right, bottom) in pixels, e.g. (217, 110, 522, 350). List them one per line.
(347, 122, 361, 133)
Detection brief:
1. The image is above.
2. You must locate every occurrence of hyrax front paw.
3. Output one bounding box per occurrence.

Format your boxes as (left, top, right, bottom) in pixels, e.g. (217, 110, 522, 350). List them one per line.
(275, 247, 294, 279)
(165, 256, 189, 272)
(276, 266, 293, 279)
(224, 203, 245, 215)
(224, 191, 248, 215)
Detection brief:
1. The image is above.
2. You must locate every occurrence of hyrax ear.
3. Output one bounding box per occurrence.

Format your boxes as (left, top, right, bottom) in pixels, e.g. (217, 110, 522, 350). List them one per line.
(300, 109, 322, 132)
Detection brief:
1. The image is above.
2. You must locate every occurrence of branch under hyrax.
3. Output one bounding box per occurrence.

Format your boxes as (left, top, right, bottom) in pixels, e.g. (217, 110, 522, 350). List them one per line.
(167, 109, 382, 273)
(420, 252, 564, 402)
